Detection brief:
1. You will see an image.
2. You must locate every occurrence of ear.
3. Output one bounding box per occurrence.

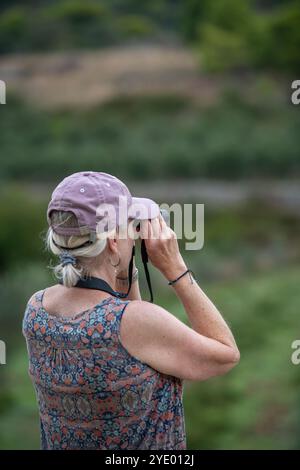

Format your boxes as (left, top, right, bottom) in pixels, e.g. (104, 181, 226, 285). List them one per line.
(106, 235, 118, 254)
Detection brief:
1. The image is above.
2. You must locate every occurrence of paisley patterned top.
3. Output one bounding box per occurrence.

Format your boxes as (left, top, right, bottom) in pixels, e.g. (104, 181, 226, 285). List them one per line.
(22, 289, 187, 450)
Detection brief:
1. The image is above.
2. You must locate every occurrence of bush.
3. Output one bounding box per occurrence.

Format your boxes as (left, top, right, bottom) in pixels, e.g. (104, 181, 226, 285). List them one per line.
(0, 0, 180, 52)
(0, 7, 29, 53)
(1, 93, 300, 182)
(198, 0, 252, 34)
(186, 0, 300, 75)
(264, 4, 300, 74)
(0, 185, 47, 271)
(198, 24, 250, 72)
(114, 15, 155, 38)
(47, 0, 108, 24)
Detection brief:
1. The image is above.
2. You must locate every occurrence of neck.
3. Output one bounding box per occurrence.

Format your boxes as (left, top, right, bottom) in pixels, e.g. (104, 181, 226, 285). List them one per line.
(89, 262, 117, 291)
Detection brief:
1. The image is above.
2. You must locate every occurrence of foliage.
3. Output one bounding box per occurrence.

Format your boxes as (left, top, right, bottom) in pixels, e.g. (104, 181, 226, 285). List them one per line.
(0, 7, 29, 53)
(0, 185, 48, 271)
(114, 15, 155, 37)
(261, 3, 300, 73)
(1, 93, 299, 184)
(185, 0, 300, 74)
(1, 1, 299, 74)
(0, 0, 179, 53)
(198, 24, 250, 72)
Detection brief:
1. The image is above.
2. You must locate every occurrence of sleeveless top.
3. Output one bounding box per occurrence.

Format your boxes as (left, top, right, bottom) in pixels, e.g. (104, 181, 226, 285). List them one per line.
(22, 289, 187, 450)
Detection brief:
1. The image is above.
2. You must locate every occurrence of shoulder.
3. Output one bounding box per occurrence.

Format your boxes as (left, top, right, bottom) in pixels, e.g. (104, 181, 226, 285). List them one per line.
(25, 289, 45, 310)
(121, 299, 165, 318)
(123, 299, 168, 314)
(119, 299, 181, 335)
(22, 289, 44, 336)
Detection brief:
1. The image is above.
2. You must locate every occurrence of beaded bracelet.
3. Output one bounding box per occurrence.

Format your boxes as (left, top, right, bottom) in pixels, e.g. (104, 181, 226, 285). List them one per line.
(168, 269, 195, 286)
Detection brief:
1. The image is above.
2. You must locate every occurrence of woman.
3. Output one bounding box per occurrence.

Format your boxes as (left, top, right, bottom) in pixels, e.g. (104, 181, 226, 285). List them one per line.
(22, 171, 240, 450)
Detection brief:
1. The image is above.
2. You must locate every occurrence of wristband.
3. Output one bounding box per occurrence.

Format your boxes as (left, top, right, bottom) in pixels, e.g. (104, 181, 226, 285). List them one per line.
(168, 269, 195, 286)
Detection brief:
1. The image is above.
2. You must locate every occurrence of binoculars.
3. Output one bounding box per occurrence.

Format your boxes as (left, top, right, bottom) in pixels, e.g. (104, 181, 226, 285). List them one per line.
(135, 208, 170, 233)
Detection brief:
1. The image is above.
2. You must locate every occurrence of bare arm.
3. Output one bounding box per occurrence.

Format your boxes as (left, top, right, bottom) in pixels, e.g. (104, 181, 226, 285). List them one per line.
(141, 215, 240, 361)
(116, 218, 239, 381)
(117, 215, 239, 381)
(164, 262, 238, 352)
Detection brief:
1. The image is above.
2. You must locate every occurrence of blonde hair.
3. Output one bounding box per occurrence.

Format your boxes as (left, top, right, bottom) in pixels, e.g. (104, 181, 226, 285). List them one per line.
(45, 210, 118, 288)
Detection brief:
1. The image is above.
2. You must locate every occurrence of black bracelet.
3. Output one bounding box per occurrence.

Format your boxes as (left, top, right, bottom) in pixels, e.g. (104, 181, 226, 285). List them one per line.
(168, 269, 195, 286)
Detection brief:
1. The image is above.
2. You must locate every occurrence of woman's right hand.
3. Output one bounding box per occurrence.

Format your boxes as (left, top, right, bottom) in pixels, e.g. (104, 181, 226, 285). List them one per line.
(140, 214, 187, 280)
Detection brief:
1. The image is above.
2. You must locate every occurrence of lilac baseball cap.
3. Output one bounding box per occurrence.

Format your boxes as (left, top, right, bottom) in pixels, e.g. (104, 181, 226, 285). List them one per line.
(47, 171, 160, 241)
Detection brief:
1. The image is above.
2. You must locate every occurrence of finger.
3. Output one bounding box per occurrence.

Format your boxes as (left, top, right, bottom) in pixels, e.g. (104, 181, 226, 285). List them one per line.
(147, 220, 153, 242)
(160, 213, 169, 231)
(141, 219, 154, 241)
(140, 220, 150, 240)
(163, 226, 173, 240)
(157, 214, 164, 238)
(156, 213, 164, 232)
(160, 216, 170, 239)
(151, 217, 160, 240)
(158, 213, 163, 231)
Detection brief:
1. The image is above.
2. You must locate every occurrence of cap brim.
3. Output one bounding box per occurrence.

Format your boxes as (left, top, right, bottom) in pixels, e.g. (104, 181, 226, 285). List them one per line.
(128, 197, 160, 220)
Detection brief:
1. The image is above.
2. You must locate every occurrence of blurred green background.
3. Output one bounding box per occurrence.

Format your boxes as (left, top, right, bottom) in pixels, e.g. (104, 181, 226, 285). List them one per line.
(0, 0, 300, 450)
